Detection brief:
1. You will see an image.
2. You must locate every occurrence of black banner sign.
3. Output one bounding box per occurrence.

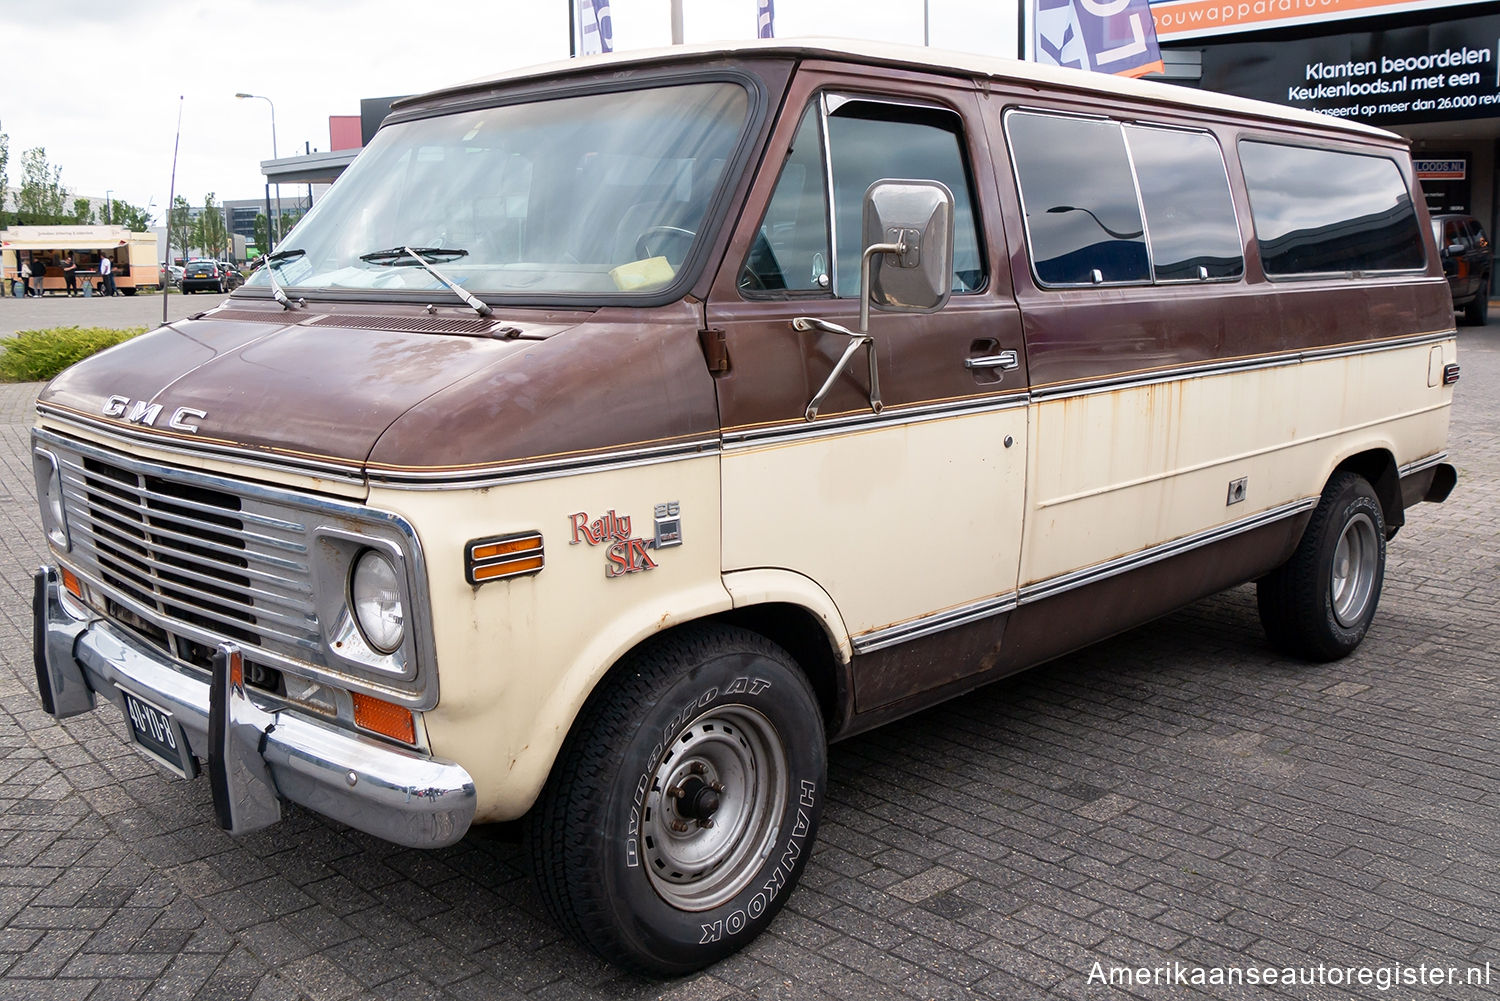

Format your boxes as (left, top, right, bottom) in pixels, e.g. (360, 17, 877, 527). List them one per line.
(1199, 14, 1500, 125)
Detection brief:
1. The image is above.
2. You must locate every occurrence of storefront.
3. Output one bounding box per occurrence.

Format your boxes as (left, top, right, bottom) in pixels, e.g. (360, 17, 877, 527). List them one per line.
(1150, 0, 1500, 248)
(0, 226, 162, 296)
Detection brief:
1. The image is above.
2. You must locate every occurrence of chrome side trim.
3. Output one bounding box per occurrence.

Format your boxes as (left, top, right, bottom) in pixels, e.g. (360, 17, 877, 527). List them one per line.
(724, 392, 1029, 449)
(1030, 329, 1455, 402)
(852, 592, 1018, 656)
(370, 437, 720, 489)
(1017, 498, 1316, 606)
(1398, 451, 1449, 477)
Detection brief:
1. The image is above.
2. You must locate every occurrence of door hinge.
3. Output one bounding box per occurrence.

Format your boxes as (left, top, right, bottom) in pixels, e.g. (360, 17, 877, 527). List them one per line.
(699, 327, 730, 374)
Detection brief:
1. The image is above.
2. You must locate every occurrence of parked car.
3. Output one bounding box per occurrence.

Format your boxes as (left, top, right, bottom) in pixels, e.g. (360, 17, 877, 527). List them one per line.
(218, 262, 246, 290)
(1433, 213, 1491, 325)
(31, 40, 1460, 976)
(163, 264, 184, 287)
(180, 259, 227, 294)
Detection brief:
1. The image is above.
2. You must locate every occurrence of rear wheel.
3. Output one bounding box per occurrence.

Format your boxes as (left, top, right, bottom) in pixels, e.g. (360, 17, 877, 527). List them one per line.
(1463, 277, 1489, 326)
(527, 624, 826, 975)
(1258, 471, 1386, 661)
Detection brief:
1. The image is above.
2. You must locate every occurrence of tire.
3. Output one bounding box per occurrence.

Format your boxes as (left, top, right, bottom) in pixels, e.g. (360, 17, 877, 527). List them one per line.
(1257, 471, 1386, 661)
(526, 624, 826, 975)
(1463, 277, 1489, 326)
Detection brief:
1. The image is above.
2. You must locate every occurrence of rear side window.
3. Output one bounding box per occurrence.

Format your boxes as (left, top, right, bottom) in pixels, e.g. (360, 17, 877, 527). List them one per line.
(1239, 142, 1425, 276)
(1006, 112, 1243, 287)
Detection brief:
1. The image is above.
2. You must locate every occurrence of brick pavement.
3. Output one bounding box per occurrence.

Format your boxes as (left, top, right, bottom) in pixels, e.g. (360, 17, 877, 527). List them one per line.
(0, 323, 1496, 1000)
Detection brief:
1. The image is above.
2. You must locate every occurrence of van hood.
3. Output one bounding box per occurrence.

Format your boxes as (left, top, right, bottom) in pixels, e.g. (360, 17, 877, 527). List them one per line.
(36, 300, 719, 485)
(36, 304, 575, 477)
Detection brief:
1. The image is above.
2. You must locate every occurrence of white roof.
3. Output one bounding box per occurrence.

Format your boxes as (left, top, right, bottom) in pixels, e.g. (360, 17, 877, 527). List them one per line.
(413, 37, 1397, 143)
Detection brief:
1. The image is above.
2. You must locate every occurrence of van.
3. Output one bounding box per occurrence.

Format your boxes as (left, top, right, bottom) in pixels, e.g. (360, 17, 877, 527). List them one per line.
(30, 40, 1458, 974)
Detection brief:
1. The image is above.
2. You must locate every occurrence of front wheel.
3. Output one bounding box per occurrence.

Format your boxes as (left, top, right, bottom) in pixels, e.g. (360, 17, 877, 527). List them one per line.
(1257, 471, 1386, 661)
(527, 625, 826, 975)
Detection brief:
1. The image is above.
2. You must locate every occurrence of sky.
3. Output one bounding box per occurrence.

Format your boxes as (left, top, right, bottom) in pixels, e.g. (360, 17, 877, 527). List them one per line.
(0, 0, 1018, 224)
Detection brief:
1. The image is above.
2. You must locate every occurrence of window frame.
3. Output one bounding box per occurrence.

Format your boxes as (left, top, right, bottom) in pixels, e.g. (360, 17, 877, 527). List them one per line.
(1004, 107, 1245, 291)
(738, 89, 989, 302)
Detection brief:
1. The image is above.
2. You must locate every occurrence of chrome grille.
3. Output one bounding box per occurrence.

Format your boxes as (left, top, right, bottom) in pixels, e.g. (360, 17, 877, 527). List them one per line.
(56, 450, 319, 656)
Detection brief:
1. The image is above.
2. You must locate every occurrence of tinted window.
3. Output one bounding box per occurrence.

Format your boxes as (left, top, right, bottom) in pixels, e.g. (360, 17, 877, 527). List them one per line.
(1007, 112, 1149, 286)
(1239, 142, 1425, 276)
(740, 106, 830, 294)
(1124, 126, 1243, 281)
(826, 101, 984, 296)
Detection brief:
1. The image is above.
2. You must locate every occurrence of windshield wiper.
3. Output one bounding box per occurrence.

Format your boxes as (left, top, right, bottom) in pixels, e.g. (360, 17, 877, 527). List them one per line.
(261, 248, 306, 310)
(357, 246, 490, 317)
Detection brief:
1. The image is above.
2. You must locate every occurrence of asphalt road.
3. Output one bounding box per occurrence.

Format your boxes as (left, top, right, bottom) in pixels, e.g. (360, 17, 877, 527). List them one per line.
(0, 290, 226, 338)
(0, 318, 1495, 999)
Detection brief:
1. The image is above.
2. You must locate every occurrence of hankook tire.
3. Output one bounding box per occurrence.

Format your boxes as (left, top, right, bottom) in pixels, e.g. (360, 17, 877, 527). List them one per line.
(1257, 471, 1386, 661)
(526, 624, 825, 975)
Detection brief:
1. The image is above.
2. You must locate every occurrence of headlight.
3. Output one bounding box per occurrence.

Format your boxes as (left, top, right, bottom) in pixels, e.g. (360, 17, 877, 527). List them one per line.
(32, 450, 70, 550)
(350, 549, 404, 654)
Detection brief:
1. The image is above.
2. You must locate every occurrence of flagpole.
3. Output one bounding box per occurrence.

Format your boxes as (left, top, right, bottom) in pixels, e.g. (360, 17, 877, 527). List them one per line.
(569, 0, 577, 56)
(671, 0, 683, 44)
(923, 0, 929, 46)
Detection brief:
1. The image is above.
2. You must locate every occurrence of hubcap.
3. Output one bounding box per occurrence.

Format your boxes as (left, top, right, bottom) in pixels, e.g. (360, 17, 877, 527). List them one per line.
(1331, 512, 1378, 628)
(641, 705, 788, 911)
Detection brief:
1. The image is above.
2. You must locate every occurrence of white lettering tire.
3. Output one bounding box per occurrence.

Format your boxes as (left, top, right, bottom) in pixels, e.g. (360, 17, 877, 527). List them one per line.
(526, 624, 826, 975)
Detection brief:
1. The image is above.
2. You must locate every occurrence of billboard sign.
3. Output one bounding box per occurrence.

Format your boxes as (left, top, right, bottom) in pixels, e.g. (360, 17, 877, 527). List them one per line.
(1198, 14, 1500, 125)
(1151, 0, 1488, 43)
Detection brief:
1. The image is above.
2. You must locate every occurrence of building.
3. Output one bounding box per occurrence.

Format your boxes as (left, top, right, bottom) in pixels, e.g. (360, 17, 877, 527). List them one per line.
(1149, 0, 1499, 240)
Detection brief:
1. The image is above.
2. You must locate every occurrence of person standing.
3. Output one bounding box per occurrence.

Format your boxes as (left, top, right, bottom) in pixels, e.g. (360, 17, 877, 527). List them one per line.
(30, 257, 47, 297)
(99, 254, 115, 296)
(19, 260, 31, 297)
(62, 255, 78, 297)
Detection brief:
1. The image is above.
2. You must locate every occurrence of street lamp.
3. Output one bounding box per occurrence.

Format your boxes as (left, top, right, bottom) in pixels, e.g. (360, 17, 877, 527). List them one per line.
(235, 92, 282, 250)
(105, 189, 113, 225)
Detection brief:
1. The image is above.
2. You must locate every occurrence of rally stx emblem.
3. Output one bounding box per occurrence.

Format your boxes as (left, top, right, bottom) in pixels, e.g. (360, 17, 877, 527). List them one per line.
(102, 395, 207, 434)
(569, 503, 683, 578)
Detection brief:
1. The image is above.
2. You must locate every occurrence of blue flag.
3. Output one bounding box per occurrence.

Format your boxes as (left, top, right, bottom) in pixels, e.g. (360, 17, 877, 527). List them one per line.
(1034, 0, 1163, 78)
(757, 0, 775, 38)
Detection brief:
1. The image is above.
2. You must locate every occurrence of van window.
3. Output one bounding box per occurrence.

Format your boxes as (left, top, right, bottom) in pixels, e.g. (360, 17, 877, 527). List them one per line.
(739, 105, 831, 294)
(1006, 112, 1149, 286)
(1239, 142, 1425, 276)
(1124, 126, 1243, 282)
(826, 101, 985, 297)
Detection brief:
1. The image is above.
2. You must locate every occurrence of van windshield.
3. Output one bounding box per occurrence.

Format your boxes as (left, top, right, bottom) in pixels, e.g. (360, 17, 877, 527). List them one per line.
(245, 81, 750, 301)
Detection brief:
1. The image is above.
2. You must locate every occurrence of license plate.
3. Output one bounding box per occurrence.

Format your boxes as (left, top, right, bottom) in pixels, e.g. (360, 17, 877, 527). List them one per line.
(122, 690, 195, 778)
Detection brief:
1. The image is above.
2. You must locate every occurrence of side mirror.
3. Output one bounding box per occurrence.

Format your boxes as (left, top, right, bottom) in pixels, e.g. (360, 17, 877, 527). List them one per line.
(860, 179, 955, 327)
(1447, 242, 1466, 256)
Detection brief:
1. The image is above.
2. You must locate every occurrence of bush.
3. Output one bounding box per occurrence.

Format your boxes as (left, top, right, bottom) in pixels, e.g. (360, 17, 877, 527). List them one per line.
(0, 326, 148, 382)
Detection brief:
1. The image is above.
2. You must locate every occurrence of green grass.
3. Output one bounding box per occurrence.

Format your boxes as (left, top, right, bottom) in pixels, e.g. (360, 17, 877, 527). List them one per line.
(0, 326, 148, 382)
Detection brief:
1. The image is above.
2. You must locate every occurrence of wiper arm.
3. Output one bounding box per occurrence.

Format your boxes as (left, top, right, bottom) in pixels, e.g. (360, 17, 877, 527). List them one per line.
(360, 246, 491, 317)
(261, 248, 305, 310)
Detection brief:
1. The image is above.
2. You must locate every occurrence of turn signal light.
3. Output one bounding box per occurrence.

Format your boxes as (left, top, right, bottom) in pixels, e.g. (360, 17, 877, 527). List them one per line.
(60, 566, 82, 599)
(466, 532, 544, 584)
(351, 692, 416, 745)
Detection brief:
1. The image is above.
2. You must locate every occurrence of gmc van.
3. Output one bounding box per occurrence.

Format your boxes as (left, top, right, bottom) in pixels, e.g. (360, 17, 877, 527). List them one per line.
(31, 40, 1457, 974)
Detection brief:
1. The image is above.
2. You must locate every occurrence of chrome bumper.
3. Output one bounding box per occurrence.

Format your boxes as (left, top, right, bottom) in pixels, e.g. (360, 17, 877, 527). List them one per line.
(32, 567, 476, 849)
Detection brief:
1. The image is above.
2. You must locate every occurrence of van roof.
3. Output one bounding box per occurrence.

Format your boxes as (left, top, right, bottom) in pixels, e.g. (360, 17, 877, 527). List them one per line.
(406, 37, 1399, 144)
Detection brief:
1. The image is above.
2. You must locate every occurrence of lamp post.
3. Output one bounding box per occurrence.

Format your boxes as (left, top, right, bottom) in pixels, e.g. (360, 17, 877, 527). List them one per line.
(105, 189, 113, 225)
(235, 92, 282, 250)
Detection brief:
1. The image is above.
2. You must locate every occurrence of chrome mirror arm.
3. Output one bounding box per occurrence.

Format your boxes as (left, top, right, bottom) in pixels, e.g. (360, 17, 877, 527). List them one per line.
(792, 317, 883, 421)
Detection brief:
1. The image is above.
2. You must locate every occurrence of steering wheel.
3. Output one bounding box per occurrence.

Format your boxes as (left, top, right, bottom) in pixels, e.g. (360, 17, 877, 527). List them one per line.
(634, 225, 697, 267)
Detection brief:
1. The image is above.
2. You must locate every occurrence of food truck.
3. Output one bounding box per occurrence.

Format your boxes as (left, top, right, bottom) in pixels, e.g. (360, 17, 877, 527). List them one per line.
(2, 225, 161, 295)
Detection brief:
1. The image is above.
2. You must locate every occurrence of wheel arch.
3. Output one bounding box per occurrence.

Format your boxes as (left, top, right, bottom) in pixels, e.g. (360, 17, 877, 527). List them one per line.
(1328, 446, 1404, 534)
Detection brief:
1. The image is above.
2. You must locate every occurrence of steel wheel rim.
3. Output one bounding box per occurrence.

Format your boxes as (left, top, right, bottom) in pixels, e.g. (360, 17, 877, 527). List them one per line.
(642, 704, 788, 911)
(1331, 512, 1378, 628)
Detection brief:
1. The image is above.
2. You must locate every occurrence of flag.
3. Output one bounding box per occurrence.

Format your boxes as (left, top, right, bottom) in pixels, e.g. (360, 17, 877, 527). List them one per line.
(757, 0, 775, 38)
(1034, 0, 1163, 78)
(578, 0, 614, 55)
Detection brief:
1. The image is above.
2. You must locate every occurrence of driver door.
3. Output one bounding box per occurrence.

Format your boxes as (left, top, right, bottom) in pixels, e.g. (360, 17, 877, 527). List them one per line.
(705, 72, 1030, 711)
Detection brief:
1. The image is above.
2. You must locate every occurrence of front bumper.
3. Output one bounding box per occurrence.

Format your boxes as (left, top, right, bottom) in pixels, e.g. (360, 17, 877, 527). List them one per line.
(33, 567, 476, 849)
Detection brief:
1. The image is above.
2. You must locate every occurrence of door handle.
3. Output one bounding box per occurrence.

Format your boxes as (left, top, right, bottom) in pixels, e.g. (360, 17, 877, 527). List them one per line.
(965, 350, 1019, 371)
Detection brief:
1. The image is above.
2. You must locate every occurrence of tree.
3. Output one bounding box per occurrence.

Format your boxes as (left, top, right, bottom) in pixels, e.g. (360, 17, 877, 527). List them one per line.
(0, 132, 9, 217)
(17, 147, 68, 217)
(253, 213, 270, 255)
(196, 193, 229, 259)
(277, 209, 305, 239)
(168, 195, 194, 263)
(71, 198, 93, 224)
(108, 199, 152, 232)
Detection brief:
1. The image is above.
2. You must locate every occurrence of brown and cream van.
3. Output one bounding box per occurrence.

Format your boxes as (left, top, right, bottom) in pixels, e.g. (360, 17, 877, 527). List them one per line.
(30, 40, 1458, 973)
